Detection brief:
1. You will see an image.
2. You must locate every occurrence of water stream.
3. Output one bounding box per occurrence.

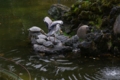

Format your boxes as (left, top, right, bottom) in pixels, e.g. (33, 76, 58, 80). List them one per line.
(0, 0, 120, 80)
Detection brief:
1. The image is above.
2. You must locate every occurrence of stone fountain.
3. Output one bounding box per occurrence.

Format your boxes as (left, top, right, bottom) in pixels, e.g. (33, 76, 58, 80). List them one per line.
(28, 17, 81, 55)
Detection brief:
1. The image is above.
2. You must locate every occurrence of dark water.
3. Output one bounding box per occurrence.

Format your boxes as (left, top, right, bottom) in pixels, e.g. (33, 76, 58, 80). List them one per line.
(0, 0, 120, 80)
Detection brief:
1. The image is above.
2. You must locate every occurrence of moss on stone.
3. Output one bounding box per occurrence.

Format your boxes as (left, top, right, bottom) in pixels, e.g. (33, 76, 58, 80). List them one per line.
(63, 0, 120, 34)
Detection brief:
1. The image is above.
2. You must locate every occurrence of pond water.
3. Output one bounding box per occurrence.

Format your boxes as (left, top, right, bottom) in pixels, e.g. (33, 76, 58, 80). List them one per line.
(0, 0, 120, 80)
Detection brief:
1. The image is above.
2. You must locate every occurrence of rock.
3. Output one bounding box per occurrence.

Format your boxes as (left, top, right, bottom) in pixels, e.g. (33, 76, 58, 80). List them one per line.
(31, 37, 37, 44)
(73, 41, 81, 48)
(85, 33, 95, 41)
(113, 14, 120, 34)
(28, 26, 47, 45)
(78, 41, 96, 55)
(56, 34, 69, 43)
(28, 26, 46, 35)
(33, 43, 72, 54)
(51, 46, 72, 54)
(79, 41, 93, 49)
(28, 26, 73, 55)
(28, 26, 42, 32)
(54, 42, 63, 47)
(47, 36, 61, 44)
(64, 35, 79, 46)
(37, 34, 47, 39)
(28, 26, 46, 40)
(33, 44, 49, 52)
(77, 25, 89, 39)
(48, 4, 70, 19)
(70, 35, 79, 43)
(36, 38, 46, 45)
(93, 33, 103, 43)
(110, 6, 120, 19)
(43, 41, 54, 48)
(61, 0, 120, 35)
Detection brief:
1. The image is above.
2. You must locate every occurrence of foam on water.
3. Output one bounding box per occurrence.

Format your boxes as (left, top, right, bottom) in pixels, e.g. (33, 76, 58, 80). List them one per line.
(100, 67, 120, 79)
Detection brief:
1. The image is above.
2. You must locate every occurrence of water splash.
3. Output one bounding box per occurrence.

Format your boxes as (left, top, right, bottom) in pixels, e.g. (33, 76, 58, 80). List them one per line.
(100, 67, 120, 79)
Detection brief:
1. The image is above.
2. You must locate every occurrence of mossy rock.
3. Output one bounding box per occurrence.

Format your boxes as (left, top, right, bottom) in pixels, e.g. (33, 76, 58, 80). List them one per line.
(63, 0, 120, 34)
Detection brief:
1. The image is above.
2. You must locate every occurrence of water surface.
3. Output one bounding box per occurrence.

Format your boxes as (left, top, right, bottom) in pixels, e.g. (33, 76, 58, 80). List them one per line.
(0, 0, 120, 80)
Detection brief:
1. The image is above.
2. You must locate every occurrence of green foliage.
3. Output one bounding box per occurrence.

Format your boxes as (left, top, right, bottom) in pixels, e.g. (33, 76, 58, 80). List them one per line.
(63, 32, 69, 36)
(63, 0, 120, 31)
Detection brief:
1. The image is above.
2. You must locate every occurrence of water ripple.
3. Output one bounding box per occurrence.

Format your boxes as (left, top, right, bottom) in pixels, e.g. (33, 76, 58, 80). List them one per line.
(3, 56, 120, 80)
(57, 67, 77, 72)
(32, 64, 42, 69)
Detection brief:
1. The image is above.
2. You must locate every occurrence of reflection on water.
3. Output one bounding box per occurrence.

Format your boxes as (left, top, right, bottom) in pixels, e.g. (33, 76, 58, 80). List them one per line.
(1, 56, 120, 80)
(0, 0, 120, 80)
